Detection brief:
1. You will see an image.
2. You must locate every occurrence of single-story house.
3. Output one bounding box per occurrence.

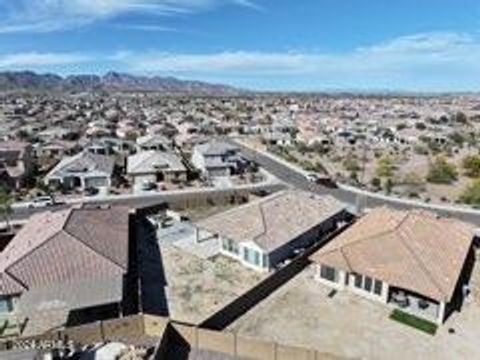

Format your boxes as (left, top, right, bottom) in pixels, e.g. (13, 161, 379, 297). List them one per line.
(197, 190, 349, 271)
(0, 205, 135, 336)
(191, 141, 249, 178)
(127, 150, 187, 185)
(44, 151, 115, 191)
(310, 207, 476, 324)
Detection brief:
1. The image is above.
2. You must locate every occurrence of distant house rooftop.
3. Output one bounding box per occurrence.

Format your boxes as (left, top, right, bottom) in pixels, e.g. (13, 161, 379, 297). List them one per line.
(127, 150, 186, 175)
(195, 141, 238, 156)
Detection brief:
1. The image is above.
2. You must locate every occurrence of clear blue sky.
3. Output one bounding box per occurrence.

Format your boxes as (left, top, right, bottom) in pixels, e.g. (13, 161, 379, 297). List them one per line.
(0, 0, 479, 91)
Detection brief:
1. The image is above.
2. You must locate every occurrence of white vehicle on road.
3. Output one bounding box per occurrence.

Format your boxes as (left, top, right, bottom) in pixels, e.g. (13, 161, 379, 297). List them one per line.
(28, 196, 55, 208)
(305, 173, 320, 183)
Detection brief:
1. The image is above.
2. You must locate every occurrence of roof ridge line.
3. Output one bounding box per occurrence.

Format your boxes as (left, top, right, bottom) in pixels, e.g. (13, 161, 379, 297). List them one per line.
(252, 201, 269, 243)
(4, 269, 28, 292)
(62, 214, 126, 271)
(315, 210, 408, 259)
(397, 228, 446, 300)
(3, 209, 73, 273)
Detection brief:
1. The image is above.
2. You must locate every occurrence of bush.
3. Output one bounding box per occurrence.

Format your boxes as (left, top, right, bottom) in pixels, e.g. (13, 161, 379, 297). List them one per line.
(460, 179, 480, 205)
(427, 157, 458, 184)
(371, 177, 382, 189)
(462, 155, 480, 178)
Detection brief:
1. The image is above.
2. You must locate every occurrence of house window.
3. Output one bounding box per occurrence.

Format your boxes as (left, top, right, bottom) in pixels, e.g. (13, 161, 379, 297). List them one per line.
(0, 296, 13, 313)
(223, 238, 239, 255)
(262, 254, 269, 268)
(374, 280, 383, 295)
(364, 277, 373, 292)
(353, 273, 362, 288)
(254, 251, 261, 266)
(243, 247, 260, 266)
(320, 265, 337, 282)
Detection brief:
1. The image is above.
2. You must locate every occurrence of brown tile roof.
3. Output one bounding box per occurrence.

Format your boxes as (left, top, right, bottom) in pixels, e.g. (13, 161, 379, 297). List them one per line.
(198, 190, 346, 252)
(310, 207, 475, 302)
(0, 206, 130, 295)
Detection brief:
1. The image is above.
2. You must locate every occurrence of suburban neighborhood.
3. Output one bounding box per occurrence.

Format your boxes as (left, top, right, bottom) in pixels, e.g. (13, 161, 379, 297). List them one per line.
(0, 86, 480, 360)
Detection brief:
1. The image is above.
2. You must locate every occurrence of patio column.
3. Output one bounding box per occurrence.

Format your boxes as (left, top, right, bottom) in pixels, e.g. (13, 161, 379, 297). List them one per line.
(381, 282, 389, 304)
(195, 227, 200, 243)
(437, 301, 446, 324)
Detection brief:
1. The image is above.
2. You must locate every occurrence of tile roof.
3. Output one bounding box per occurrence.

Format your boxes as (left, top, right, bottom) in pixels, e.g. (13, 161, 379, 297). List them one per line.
(46, 151, 114, 179)
(127, 150, 186, 174)
(198, 190, 346, 252)
(310, 207, 475, 302)
(0, 206, 130, 295)
(194, 141, 238, 156)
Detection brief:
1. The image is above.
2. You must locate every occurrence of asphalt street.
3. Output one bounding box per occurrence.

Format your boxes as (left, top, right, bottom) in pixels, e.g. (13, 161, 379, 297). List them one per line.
(235, 143, 480, 226)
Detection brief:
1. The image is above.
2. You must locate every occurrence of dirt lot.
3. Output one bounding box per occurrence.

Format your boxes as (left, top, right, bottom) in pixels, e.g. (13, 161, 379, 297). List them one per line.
(160, 246, 266, 325)
(228, 260, 480, 360)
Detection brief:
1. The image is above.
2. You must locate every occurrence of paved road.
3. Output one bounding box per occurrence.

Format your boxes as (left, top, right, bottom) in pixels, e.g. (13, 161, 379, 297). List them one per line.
(234, 141, 480, 226)
(10, 182, 285, 222)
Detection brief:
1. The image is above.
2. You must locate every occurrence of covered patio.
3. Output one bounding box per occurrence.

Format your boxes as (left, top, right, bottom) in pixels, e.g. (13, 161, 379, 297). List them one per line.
(388, 287, 443, 324)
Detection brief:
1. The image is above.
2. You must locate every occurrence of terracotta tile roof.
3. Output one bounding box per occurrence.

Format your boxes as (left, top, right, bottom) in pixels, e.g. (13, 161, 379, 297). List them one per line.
(310, 207, 475, 302)
(198, 190, 346, 253)
(0, 206, 130, 295)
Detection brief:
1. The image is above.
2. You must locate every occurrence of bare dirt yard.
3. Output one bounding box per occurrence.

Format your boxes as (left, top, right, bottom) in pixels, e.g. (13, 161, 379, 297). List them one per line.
(228, 258, 480, 360)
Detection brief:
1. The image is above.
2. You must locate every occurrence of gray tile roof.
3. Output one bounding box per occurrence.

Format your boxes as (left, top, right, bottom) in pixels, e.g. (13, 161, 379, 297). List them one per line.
(198, 190, 346, 252)
(0, 206, 130, 296)
(127, 151, 186, 175)
(194, 141, 238, 156)
(46, 151, 114, 179)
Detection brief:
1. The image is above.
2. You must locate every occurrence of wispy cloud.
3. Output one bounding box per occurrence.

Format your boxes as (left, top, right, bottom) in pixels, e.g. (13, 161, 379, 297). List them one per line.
(113, 32, 480, 90)
(113, 24, 179, 32)
(114, 32, 478, 74)
(0, 32, 478, 91)
(0, 52, 92, 68)
(0, 0, 259, 33)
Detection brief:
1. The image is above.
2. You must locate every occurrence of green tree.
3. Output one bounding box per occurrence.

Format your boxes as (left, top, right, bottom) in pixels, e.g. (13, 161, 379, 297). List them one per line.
(427, 157, 458, 184)
(0, 189, 12, 232)
(460, 179, 480, 205)
(462, 155, 480, 178)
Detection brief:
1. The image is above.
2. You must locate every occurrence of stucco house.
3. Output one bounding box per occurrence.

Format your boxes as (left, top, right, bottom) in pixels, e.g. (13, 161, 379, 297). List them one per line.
(197, 190, 349, 271)
(0, 206, 133, 336)
(191, 141, 248, 178)
(44, 151, 115, 191)
(136, 134, 172, 152)
(127, 150, 187, 186)
(310, 207, 475, 324)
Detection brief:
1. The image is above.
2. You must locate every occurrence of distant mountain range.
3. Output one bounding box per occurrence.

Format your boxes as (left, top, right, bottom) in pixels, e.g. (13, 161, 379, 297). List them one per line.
(0, 71, 244, 96)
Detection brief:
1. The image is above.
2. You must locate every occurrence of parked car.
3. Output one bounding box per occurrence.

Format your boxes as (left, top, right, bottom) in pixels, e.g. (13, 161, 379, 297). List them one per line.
(28, 196, 55, 208)
(305, 172, 337, 188)
(305, 173, 320, 183)
(84, 187, 100, 196)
